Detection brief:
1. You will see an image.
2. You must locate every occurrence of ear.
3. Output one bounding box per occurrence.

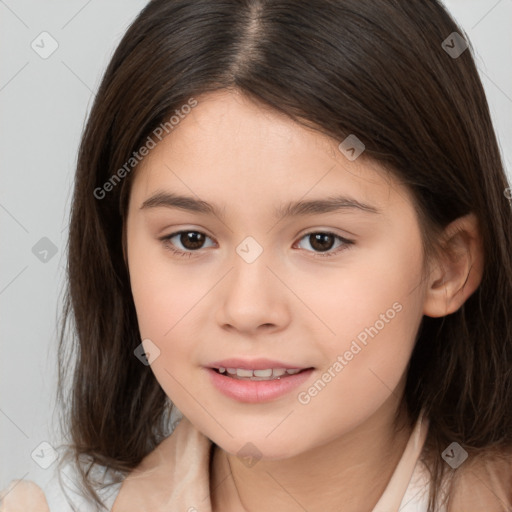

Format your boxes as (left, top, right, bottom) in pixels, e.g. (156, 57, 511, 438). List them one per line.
(423, 213, 484, 318)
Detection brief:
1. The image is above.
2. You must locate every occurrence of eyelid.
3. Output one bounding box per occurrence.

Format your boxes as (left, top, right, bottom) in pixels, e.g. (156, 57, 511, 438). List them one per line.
(159, 228, 355, 258)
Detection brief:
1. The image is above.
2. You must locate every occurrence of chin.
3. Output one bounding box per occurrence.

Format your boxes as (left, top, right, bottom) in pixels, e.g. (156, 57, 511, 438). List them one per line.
(213, 428, 309, 461)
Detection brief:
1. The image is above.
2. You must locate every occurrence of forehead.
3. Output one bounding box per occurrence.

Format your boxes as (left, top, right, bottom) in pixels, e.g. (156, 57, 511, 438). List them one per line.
(128, 89, 414, 219)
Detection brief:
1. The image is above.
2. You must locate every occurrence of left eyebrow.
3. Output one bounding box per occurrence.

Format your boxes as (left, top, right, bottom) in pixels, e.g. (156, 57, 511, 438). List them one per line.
(275, 195, 381, 217)
(139, 191, 381, 220)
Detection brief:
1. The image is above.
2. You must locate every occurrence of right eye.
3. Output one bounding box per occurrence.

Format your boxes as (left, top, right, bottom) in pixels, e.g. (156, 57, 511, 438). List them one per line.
(160, 230, 216, 257)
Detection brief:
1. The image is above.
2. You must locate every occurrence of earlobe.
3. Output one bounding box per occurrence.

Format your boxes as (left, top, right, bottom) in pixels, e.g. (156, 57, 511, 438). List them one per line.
(423, 213, 484, 318)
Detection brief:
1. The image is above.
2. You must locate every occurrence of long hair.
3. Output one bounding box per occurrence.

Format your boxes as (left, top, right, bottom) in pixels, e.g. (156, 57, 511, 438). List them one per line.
(56, 1, 512, 509)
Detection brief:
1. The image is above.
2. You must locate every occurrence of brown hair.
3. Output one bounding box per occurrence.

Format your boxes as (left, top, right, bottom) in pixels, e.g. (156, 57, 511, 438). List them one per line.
(56, 0, 512, 510)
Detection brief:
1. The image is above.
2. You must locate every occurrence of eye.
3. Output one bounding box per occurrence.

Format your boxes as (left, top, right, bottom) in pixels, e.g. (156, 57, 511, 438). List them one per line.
(294, 231, 354, 258)
(160, 230, 216, 258)
(159, 230, 354, 259)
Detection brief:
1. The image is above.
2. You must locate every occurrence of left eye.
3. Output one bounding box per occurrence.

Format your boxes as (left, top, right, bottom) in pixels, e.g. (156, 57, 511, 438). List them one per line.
(294, 232, 353, 257)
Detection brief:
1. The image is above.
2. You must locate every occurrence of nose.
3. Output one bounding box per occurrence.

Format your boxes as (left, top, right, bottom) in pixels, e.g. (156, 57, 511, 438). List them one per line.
(216, 248, 292, 335)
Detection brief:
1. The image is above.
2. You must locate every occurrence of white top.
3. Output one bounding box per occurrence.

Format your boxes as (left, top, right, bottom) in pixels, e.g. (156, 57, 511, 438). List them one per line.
(1, 410, 438, 511)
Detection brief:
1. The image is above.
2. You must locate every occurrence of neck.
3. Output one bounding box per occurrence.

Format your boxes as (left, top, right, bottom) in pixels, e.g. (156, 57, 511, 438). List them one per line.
(210, 395, 412, 512)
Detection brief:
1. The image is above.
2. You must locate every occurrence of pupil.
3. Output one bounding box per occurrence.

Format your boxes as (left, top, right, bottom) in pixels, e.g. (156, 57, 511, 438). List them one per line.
(310, 233, 334, 251)
(181, 231, 204, 250)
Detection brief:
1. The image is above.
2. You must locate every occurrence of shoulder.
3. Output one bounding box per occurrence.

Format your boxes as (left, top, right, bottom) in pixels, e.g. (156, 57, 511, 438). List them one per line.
(447, 451, 512, 511)
(0, 480, 49, 512)
(111, 415, 212, 511)
(399, 447, 512, 512)
(1, 461, 122, 512)
(2, 409, 184, 512)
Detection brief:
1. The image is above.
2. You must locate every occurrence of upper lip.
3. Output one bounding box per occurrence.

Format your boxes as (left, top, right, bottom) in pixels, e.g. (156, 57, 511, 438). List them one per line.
(207, 358, 312, 370)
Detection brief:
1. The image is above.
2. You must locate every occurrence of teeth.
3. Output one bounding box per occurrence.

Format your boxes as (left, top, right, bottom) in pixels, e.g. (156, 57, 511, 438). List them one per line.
(237, 368, 254, 378)
(216, 367, 305, 380)
(253, 369, 273, 377)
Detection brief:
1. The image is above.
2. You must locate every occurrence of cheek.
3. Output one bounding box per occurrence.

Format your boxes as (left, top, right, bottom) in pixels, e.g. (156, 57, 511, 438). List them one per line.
(128, 230, 199, 338)
(127, 234, 214, 392)
(291, 294, 422, 453)
(294, 234, 425, 416)
(301, 231, 424, 352)
(305, 314, 416, 431)
(131, 273, 196, 340)
(128, 246, 204, 404)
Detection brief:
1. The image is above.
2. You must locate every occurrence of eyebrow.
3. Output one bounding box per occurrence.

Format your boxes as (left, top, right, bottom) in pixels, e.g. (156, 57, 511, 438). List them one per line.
(140, 191, 381, 219)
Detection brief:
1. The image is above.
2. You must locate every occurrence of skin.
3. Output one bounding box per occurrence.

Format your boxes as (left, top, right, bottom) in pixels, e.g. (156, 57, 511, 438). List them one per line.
(119, 88, 484, 511)
(0, 481, 50, 512)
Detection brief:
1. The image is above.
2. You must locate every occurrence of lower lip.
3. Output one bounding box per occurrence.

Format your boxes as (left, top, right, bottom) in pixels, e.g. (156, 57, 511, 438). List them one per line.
(205, 367, 315, 403)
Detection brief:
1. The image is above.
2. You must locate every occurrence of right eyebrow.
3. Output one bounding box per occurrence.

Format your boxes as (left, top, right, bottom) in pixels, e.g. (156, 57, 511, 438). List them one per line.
(140, 191, 223, 216)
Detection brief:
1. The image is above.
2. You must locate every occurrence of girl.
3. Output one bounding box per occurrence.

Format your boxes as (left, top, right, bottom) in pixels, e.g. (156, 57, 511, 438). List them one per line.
(2, 0, 511, 510)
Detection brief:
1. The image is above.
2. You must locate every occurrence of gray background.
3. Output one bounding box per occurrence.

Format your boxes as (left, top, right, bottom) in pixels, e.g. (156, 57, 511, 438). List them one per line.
(1, 0, 511, 492)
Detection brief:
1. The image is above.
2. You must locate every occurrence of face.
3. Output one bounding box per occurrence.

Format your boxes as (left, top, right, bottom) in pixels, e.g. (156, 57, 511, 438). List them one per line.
(125, 89, 429, 459)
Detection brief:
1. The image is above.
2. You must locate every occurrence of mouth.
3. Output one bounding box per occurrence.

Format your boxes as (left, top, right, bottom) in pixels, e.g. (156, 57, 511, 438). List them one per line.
(206, 365, 315, 403)
(210, 367, 314, 381)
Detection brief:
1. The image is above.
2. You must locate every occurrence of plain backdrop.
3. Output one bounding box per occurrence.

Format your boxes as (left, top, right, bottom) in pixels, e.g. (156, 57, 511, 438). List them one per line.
(1, 0, 511, 492)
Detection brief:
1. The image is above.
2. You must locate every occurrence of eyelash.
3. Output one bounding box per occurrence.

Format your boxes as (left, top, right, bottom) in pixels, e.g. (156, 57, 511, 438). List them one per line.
(159, 230, 355, 259)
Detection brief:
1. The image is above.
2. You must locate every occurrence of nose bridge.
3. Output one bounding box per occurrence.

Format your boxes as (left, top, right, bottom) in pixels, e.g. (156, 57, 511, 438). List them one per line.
(217, 234, 289, 330)
(230, 234, 275, 299)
